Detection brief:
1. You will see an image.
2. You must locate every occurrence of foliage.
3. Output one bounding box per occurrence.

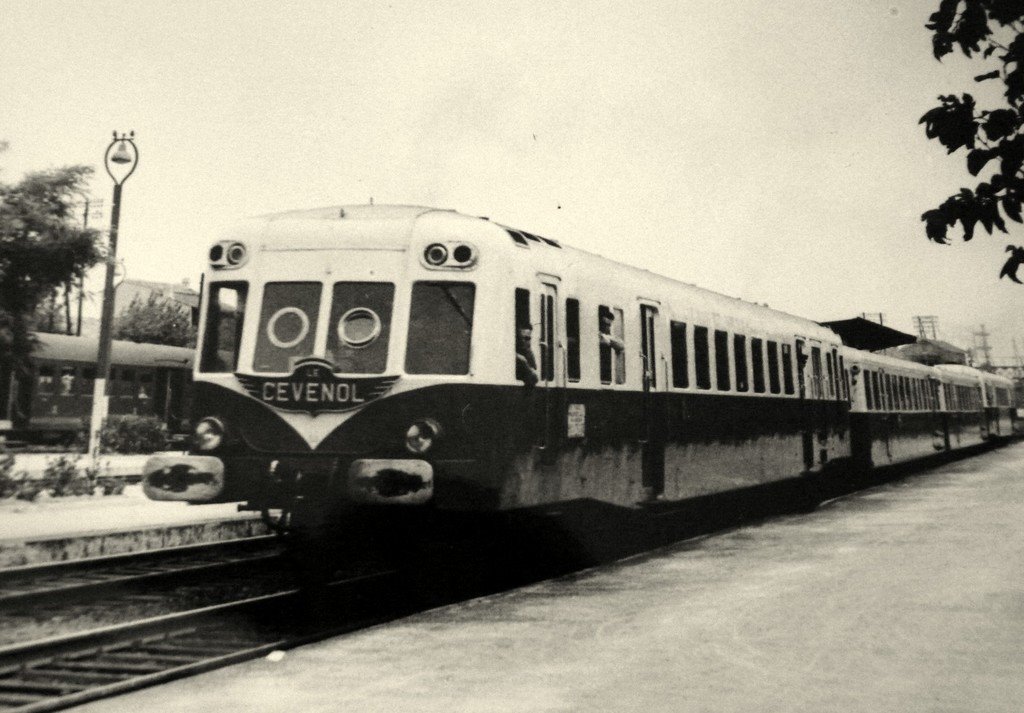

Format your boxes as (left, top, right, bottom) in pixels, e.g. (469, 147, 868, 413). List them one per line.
(114, 292, 196, 347)
(920, 1, 1024, 280)
(43, 454, 93, 496)
(0, 161, 102, 369)
(100, 414, 168, 454)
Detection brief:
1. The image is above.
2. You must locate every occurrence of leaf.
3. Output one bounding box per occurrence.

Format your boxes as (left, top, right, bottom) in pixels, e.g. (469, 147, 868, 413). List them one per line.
(967, 148, 996, 175)
(1003, 195, 1023, 223)
(974, 70, 1001, 82)
(982, 108, 1019, 141)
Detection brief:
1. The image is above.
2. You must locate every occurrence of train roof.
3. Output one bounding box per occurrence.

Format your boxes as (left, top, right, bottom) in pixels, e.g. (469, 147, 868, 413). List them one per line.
(841, 347, 936, 375)
(31, 333, 194, 368)
(227, 205, 839, 344)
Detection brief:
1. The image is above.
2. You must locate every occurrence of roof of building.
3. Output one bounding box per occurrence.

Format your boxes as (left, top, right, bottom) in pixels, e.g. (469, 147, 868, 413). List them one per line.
(818, 318, 918, 351)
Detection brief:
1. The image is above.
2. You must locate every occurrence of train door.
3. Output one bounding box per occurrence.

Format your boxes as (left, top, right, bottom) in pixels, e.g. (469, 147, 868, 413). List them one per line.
(537, 280, 562, 462)
(794, 339, 813, 470)
(640, 303, 664, 499)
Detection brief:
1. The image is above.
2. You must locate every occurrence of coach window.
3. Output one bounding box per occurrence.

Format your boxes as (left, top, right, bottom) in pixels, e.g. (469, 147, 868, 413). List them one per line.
(670, 321, 689, 388)
(37, 365, 54, 392)
(734, 334, 749, 392)
(255, 282, 320, 373)
(406, 282, 475, 375)
(598, 305, 625, 385)
(838, 355, 848, 400)
(566, 298, 580, 382)
(59, 367, 76, 396)
(810, 347, 822, 400)
(714, 330, 730, 391)
(694, 325, 711, 389)
(870, 371, 881, 410)
(781, 343, 795, 395)
(865, 370, 875, 410)
(751, 338, 765, 393)
(200, 282, 248, 373)
(767, 341, 781, 394)
(825, 351, 836, 399)
(327, 282, 394, 374)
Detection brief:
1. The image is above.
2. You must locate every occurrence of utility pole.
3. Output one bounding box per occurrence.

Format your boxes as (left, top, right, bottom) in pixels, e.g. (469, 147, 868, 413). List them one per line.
(912, 315, 938, 340)
(972, 324, 993, 368)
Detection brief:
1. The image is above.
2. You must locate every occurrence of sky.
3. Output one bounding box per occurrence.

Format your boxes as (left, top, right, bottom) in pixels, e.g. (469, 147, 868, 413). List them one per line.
(0, 0, 1020, 362)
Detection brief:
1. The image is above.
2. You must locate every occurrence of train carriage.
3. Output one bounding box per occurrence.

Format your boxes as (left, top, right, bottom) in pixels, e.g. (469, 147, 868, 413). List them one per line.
(978, 370, 1016, 439)
(935, 365, 989, 449)
(1, 333, 193, 444)
(143, 205, 852, 524)
(843, 349, 945, 467)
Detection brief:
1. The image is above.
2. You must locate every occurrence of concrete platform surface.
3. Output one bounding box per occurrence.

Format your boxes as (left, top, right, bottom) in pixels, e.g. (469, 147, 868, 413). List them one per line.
(77, 443, 1024, 713)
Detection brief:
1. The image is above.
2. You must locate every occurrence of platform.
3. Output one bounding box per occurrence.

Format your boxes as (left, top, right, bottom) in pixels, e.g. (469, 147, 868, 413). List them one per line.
(0, 461, 265, 567)
(76, 442, 1024, 712)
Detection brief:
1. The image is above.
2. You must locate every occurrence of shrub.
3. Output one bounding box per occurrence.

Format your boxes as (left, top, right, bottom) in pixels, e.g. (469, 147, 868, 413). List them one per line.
(100, 415, 168, 454)
(44, 454, 93, 497)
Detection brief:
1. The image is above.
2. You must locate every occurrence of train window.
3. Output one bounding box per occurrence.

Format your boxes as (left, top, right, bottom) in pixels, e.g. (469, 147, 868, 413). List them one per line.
(751, 338, 765, 394)
(714, 330, 730, 391)
(200, 282, 248, 373)
(37, 365, 54, 391)
(598, 305, 625, 385)
(514, 288, 535, 384)
(865, 370, 875, 410)
(59, 367, 76, 396)
(406, 282, 475, 375)
(540, 293, 555, 382)
(826, 351, 836, 399)
(810, 347, 822, 400)
(254, 282, 321, 373)
(781, 343, 794, 395)
(694, 326, 711, 390)
(767, 341, 781, 394)
(733, 335, 748, 392)
(670, 322, 689, 388)
(838, 355, 848, 400)
(565, 298, 580, 382)
(872, 371, 882, 410)
(326, 282, 394, 374)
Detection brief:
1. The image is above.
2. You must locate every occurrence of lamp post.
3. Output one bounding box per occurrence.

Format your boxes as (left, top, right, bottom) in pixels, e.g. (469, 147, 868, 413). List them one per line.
(88, 131, 138, 459)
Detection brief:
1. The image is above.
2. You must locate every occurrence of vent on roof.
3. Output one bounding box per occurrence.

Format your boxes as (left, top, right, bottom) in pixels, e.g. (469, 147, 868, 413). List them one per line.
(505, 229, 529, 246)
(503, 227, 561, 249)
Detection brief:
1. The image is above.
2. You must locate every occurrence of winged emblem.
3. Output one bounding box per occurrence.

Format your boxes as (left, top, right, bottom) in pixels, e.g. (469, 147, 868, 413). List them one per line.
(235, 358, 398, 415)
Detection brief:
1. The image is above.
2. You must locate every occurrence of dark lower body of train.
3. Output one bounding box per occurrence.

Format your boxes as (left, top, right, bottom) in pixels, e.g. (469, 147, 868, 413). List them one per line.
(143, 379, 1016, 554)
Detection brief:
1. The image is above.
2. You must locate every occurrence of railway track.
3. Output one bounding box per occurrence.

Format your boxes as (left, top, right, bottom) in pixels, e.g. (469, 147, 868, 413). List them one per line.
(0, 571, 400, 712)
(0, 536, 282, 608)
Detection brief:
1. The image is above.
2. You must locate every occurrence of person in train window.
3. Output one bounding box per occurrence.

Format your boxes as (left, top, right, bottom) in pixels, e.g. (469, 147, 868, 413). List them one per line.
(599, 306, 624, 383)
(515, 324, 539, 387)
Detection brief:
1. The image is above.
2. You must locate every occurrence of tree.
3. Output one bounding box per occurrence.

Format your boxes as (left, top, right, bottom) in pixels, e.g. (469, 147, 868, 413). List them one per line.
(920, 1, 1024, 281)
(0, 162, 102, 369)
(114, 292, 196, 347)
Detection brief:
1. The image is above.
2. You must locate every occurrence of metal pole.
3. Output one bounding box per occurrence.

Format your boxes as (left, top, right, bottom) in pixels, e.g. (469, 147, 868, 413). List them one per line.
(88, 132, 137, 459)
(77, 198, 88, 336)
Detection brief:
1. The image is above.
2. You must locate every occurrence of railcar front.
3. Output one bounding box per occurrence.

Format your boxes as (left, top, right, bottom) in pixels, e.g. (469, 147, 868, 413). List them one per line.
(141, 206, 532, 520)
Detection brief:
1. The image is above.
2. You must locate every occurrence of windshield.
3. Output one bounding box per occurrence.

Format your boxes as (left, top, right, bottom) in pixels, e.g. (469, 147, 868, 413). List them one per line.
(200, 282, 248, 373)
(327, 282, 394, 373)
(405, 282, 475, 375)
(254, 282, 320, 373)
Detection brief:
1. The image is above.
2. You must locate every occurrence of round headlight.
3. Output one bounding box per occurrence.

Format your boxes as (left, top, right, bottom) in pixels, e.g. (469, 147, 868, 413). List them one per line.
(195, 417, 225, 451)
(405, 419, 441, 454)
(227, 242, 247, 265)
(209, 244, 224, 262)
(424, 243, 448, 266)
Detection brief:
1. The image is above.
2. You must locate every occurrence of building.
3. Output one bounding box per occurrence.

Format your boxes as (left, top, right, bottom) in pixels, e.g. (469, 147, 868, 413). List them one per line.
(113, 279, 200, 326)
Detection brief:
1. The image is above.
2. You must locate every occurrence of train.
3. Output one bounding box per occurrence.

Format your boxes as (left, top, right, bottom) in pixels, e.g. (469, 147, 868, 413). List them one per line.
(140, 205, 1017, 542)
(0, 333, 194, 445)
